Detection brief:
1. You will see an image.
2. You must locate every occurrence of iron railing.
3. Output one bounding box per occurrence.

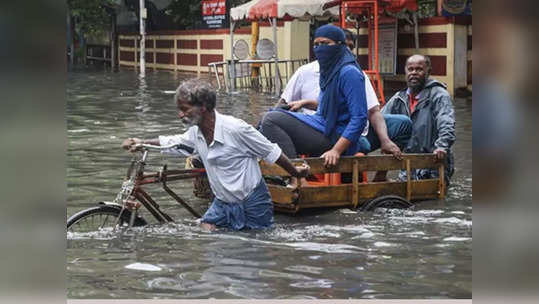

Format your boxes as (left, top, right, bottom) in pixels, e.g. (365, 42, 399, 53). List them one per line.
(208, 58, 309, 95)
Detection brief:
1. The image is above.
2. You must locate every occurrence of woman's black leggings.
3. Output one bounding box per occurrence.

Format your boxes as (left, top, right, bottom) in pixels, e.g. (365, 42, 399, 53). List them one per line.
(260, 111, 332, 158)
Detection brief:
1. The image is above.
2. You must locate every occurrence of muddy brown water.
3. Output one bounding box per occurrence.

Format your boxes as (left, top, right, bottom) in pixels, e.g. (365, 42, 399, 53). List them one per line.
(67, 67, 471, 299)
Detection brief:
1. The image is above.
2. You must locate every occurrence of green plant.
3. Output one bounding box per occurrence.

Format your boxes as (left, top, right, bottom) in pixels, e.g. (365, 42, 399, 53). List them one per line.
(165, 0, 250, 30)
(68, 0, 116, 37)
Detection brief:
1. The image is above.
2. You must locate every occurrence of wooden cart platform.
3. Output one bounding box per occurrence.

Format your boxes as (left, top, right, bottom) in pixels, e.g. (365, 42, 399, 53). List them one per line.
(260, 154, 445, 213)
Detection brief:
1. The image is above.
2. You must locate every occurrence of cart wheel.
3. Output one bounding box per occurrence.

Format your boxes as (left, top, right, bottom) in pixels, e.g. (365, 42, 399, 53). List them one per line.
(361, 195, 412, 211)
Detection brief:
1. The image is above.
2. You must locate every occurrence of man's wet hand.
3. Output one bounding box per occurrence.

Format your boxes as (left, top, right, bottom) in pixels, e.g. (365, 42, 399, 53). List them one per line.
(321, 149, 340, 167)
(433, 148, 446, 161)
(122, 138, 142, 152)
(294, 164, 310, 178)
(381, 140, 402, 160)
(288, 101, 304, 112)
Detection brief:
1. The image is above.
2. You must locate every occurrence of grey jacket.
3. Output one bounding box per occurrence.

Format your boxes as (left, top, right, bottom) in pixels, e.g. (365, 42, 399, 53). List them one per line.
(381, 79, 456, 181)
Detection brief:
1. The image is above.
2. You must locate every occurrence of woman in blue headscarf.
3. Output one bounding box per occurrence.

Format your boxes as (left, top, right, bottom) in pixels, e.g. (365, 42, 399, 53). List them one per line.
(260, 24, 368, 188)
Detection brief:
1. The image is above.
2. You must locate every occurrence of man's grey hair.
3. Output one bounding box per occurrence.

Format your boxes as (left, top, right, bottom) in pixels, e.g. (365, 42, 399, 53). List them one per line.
(175, 78, 216, 111)
(406, 54, 432, 74)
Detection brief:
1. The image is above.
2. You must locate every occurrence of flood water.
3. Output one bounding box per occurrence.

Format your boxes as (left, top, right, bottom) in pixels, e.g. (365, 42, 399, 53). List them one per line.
(67, 67, 472, 299)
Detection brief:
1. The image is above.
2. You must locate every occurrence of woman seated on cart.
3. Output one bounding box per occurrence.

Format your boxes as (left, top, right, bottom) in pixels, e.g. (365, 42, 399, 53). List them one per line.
(267, 28, 413, 183)
(260, 24, 369, 188)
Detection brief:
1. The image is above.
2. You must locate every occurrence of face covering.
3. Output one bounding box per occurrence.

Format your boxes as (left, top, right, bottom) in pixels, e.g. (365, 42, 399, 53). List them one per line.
(313, 43, 360, 143)
(314, 44, 344, 73)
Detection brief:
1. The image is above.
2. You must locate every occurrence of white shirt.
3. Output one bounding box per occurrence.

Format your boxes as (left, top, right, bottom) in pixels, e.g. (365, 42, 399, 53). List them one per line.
(361, 69, 380, 136)
(282, 60, 379, 135)
(280, 61, 319, 115)
(159, 111, 282, 203)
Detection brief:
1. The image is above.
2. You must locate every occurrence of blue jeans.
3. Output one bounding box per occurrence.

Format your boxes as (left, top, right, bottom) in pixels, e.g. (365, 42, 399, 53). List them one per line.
(201, 178, 274, 230)
(357, 114, 412, 153)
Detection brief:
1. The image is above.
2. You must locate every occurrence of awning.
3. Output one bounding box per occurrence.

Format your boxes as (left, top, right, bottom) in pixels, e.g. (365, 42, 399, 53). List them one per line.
(323, 0, 418, 13)
(230, 0, 260, 21)
(230, 0, 339, 21)
(385, 0, 418, 12)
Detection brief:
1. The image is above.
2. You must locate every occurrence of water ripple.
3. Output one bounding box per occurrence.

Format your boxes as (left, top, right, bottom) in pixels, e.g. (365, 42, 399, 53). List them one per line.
(67, 69, 472, 299)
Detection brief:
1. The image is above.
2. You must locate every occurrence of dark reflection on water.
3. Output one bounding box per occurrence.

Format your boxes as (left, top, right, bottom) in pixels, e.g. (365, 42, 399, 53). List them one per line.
(67, 68, 472, 299)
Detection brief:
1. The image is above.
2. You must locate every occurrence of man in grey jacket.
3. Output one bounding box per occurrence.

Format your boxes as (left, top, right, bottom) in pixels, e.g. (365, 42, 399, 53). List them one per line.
(381, 54, 456, 184)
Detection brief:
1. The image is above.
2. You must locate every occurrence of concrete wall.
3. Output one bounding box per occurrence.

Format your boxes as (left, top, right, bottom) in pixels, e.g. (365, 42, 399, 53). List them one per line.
(118, 20, 310, 77)
(118, 17, 471, 97)
(118, 29, 238, 74)
(467, 24, 472, 88)
(454, 23, 468, 89)
(361, 16, 472, 98)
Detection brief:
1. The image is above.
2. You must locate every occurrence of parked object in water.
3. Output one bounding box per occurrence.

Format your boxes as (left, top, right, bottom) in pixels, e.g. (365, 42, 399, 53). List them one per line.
(67, 143, 205, 233)
(67, 145, 445, 233)
(193, 152, 447, 214)
(259, 153, 446, 214)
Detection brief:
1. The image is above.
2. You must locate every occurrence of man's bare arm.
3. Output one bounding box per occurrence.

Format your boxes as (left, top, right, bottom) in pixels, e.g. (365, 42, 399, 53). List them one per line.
(287, 99, 319, 111)
(368, 106, 402, 159)
(121, 138, 160, 152)
(275, 153, 310, 178)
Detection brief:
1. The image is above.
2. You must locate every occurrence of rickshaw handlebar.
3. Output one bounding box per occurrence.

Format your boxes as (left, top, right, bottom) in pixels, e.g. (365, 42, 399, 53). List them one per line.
(136, 143, 195, 154)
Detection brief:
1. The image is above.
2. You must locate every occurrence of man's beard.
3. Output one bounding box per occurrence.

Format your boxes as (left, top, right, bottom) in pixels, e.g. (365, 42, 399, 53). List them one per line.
(181, 113, 201, 128)
(407, 77, 426, 92)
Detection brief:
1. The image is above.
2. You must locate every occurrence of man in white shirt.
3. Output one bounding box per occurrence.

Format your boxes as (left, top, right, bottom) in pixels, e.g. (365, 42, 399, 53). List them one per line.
(279, 61, 319, 115)
(122, 79, 309, 231)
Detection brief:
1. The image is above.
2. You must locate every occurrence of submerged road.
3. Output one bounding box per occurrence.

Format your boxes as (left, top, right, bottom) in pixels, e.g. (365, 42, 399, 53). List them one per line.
(67, 67, 471, 299)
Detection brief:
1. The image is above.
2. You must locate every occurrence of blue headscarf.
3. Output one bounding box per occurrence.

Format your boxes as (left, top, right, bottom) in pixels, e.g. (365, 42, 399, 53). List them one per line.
(314, 24, 360, 140)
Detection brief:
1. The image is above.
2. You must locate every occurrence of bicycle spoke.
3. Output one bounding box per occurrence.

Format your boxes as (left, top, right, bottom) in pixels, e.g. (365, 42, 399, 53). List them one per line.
(69, 207, 145, 234)
(100, 214, 110, 229)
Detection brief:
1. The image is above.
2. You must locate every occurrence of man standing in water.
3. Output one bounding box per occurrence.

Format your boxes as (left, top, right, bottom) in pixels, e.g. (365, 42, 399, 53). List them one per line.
(122, 79, 309, 231)
(382, 54, 456, 184)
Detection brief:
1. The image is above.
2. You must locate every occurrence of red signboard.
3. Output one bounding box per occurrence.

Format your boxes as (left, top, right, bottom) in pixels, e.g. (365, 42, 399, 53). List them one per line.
(202, 0, 226, 16)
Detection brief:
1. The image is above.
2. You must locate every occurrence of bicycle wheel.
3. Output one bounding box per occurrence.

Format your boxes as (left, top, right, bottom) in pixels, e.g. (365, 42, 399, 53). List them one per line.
(67, 205, 147, 233)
